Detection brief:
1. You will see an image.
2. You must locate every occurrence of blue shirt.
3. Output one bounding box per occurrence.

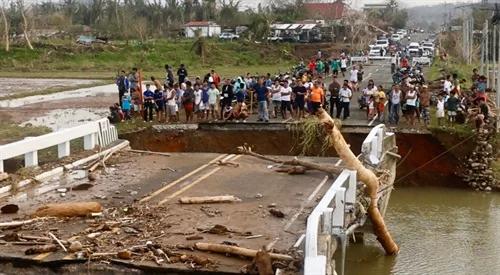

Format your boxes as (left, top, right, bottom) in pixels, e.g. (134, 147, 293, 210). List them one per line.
(201, 88, 209, 103)
(154, 91, 164, 105)
(254, 85, 268, 102)
(143, 89, 154, 100)
(121, 95, 131, 110)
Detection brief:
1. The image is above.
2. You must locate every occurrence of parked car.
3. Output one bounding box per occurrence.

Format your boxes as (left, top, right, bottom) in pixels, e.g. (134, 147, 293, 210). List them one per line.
(369, 46, 385, 56)
(375, 39, 389, 49)
(391, 34, 402, 42)
(219, 32, 239, 40)
(267, 35, 283, 42)
(407, 42, 421, 56)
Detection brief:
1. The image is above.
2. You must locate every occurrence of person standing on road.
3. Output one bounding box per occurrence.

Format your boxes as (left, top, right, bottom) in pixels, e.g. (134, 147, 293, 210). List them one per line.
(349, 65, 359, 93)
(116, 70, 129, 108)
(207, 83, 220, 120)
(340, 56, 348, 78)
(331, 57, 340, 77)
(165, 83, 177, 122)
(309, 80, 325, 114)
(404, 86, 417, 126)
(254, 78, 270, 122)
(338, 80, 352, 120)
(220, 79, 234, 119)
(153, 87, 165, 122)
(388, 85, 402, 125)
(328, 75, 341, 118)
(375, 85, 386, 123)
(143, 84, 155, 122)
(271, 80, 282, 118)
(182, 81, 195, 122)
(293, 79, 307, 120)
(280, 81, 293, 119)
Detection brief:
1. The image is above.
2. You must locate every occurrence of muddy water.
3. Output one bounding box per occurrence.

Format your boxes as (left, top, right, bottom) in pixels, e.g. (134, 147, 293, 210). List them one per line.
(347, 186, 500, 274)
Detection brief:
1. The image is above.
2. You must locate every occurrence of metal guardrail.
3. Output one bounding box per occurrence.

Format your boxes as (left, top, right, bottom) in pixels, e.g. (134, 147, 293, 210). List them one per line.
(350, 56, 368, 64)
(0, 118, 118, 172)
(304, 125, 394, 275)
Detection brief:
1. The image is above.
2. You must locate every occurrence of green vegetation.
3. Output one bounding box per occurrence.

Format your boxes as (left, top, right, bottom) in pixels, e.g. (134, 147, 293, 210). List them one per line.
(0, 40, 296, 79)
(115, 118, 152, 135)
(0, 122, 51, 145)
(427, 58, 478, 82)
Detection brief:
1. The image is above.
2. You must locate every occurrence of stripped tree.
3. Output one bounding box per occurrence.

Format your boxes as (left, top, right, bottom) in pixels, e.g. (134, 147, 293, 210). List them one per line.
(0, 0, 9, 52)
(17, 0, 33, 50)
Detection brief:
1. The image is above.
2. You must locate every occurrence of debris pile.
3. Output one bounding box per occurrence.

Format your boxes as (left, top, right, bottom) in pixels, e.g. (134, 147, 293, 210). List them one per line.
(461, 126, 498, 191)
(0, 202, 298, 273)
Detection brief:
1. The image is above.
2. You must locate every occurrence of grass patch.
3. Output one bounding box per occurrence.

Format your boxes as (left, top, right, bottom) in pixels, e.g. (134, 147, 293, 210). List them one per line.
(115, 118, 152, 135)
(0, 39, 296, 80)
(0, 122, 51, 145)
(426, 106, 474, 138)
(427, 58, 479, 83)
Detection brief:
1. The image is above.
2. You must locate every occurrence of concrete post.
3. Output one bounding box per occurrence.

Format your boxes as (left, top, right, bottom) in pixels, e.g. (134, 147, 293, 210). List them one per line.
(25, 151, 38, 167)
(486, 22, 490, 88)
(497, 26, 500, 131)
(84, 133, 96, 150)
(57, 141, 70, 158)
(494, 25, 497, 89)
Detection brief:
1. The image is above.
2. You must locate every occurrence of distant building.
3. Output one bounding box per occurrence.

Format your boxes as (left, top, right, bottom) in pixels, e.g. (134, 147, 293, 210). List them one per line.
(184, 21, 221, 38)
(303, 0, 346, 21)
(363, 3, 389, 11)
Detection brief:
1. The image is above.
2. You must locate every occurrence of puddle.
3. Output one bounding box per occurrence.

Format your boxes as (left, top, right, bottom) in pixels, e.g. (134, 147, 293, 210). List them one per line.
(21, 108, 108, 130)
(7, 169, 90, 203)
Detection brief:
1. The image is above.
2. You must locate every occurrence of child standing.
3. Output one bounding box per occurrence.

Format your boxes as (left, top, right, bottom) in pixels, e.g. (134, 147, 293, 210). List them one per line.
(436, 94, 445, 126)
(121, 93, 132, 121)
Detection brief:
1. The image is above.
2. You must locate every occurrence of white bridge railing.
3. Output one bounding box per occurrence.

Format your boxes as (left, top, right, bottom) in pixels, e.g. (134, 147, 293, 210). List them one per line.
(304, 125, 394, 275)
(304, 169, 357, 275)
(0, 119, 118, 172)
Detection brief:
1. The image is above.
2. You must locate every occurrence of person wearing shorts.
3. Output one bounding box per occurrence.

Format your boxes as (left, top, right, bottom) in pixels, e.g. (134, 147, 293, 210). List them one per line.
(207, 83, 220, 120)
(165, 84, 177, 122)
(293, 80, 307, 119)
(405, 88, 417, 126)
(309, 81, 324, 114)
(340, 57, 348, 77)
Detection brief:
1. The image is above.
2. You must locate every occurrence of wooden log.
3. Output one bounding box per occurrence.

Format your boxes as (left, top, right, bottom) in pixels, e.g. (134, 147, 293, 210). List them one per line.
(237, 146, 343, 175)
(48, 232, 67, 252)
(128, 149, 171, 157)
(0, 218, 40, 229)
(194, 242, 293, 261)
(25, 244, 58, 255)
(179, 195, 241, 204)
(32, 202, 102, 218)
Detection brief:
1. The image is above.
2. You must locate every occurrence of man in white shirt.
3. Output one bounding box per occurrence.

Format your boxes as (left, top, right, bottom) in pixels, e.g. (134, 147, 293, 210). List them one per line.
(338, 80, 352, 120)
(388, 84, 402, 125)
(271, 80, 282, 118)
(280, 81, 293, 119)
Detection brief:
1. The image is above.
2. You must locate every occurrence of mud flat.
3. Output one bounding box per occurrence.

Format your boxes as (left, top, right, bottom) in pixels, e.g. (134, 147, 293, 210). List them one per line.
(0, 78, 103, 97)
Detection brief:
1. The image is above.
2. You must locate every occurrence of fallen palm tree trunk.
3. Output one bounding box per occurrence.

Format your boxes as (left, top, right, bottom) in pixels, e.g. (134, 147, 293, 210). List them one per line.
(32, 202, 102, 218)
(237, 146, 343, 175)
(315, 108, 399, 255)
(194, 242, 293, 261)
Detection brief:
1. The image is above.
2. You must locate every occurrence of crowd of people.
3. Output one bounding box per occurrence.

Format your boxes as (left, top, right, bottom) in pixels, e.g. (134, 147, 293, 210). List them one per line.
(110, 52, 493, 130)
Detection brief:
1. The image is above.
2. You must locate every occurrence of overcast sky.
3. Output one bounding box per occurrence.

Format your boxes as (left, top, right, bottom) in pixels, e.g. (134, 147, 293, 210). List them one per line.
(239, 0, 481, 10)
